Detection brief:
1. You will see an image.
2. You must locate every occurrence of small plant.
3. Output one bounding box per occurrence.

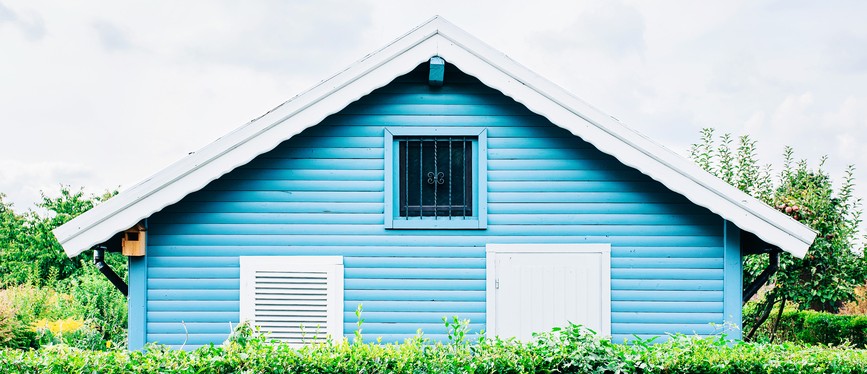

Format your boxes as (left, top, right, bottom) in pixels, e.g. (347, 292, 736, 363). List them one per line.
(444, 316, 469, 346)
(353, 303, 364, 344)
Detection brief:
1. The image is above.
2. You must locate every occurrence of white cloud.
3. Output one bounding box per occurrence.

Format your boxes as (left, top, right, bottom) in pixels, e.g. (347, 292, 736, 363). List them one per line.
(91, 19, 133, 52)
(0, 1, 45, 40)
(0, 160, 108, 211)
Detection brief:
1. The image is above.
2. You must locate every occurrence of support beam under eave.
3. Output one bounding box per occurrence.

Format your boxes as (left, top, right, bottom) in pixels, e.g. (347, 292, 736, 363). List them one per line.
(429, 56, 444, 86)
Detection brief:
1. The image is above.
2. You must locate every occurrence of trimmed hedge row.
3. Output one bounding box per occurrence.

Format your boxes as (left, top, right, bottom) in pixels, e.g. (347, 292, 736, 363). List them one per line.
(750, 309, 867, 347)
(1, 323, 867, 373)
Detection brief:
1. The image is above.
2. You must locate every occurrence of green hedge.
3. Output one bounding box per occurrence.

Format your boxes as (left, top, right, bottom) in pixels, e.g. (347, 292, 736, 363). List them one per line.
(748, 308, 867, 347)
(1, 323, 867, 373)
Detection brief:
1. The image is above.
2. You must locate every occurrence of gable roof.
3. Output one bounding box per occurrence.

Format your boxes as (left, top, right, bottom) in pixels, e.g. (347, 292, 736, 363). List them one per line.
(53, 16, 817, 258)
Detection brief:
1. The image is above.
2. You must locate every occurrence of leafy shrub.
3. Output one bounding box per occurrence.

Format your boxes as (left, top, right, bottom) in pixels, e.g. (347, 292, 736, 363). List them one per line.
(747, 306, 867, 348)
(59, 263, 128, 349)
(0, 290, 36, 349)
(33, 321, 107, 351)
(0, 278, 126, 351)
(642, 334, 867, 373)
(1, 323, 867, 373)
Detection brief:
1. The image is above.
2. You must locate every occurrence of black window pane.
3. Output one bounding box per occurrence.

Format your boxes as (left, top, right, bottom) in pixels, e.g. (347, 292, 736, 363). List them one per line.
(398, 137, 472, 218)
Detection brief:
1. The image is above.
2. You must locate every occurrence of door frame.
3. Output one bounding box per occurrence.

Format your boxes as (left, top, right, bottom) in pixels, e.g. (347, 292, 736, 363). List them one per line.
(485, 243, 612, 338)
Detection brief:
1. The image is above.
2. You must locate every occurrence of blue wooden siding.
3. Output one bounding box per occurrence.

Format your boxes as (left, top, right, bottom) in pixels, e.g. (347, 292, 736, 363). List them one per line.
(137, 63, 733, 349)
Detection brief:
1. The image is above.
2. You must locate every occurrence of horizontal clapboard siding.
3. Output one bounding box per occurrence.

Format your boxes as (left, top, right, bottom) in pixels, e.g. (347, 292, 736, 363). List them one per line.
(144, 63, 726, 348)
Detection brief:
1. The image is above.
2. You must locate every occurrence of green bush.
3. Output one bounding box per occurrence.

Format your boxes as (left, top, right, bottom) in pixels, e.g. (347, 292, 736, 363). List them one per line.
(1, 323, 866, 373)
(0, 274, 127, 351)
(0, 291, 37, 349)
(58, 262, 128, 349)
(747, 306, 867, 347)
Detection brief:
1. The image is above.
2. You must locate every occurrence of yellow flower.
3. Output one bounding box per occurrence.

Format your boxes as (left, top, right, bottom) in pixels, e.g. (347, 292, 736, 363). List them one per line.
(31, 318, 85, 334)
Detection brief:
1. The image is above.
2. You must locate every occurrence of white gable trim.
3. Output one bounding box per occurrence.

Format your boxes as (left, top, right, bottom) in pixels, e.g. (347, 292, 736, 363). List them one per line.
(54, 16, 816, 258)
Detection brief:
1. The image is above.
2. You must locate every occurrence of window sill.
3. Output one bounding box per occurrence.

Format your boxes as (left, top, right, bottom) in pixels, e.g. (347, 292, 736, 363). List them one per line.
(389, 218, 486, 230)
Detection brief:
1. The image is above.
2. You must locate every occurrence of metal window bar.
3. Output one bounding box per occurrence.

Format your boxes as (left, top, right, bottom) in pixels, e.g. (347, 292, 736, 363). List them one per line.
(462, 138, 466, 218)
(448, 137, 452, 220)
(397, 137, 472, 218)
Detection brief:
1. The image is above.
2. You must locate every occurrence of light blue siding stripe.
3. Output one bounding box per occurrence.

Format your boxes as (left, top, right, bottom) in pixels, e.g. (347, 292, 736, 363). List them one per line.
(345, 290, 484, 301)
(489, 170, 644, 181)
(345, 279, 484, 291)
(343, 323, 485, 335)
(205, 180, 384, 192)
(342, 312, 485, 323)
(148, 246, 487, 258)
(612, 323, 721, 335)
(344, 300, 485, 312)
(154, 213, 385, 224)
(612, 312, 723, 324)
(147, 235, 721, 247)
(318, 115, 555, 128)
(148, 322, 236, 334)
(488, 180, 665, 192)
(147, 224, 718, 236)
(344, 257, 484, 268)
(149, 301, 238, 312)
(612, 280, 723, 291)
(148, 312, 238, 322)
(611, 301, 722, 313)
(148, 333, 232, 346)
(148, 289, 240, 301)
(149, 279, 239, 289)
(344, 268, 485, 279)
(223, 169, 384, 181)
(611, 291, 722, 302)
(611, 269, 723, 280)
(489, 214, 720, 226)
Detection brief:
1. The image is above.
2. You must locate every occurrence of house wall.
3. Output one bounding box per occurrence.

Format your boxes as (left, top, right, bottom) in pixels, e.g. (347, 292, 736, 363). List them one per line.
(132, 63, 740, 350)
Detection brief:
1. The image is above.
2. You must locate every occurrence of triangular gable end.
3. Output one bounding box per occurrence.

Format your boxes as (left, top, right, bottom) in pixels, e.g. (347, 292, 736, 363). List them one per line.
(53, 16, 816, 258)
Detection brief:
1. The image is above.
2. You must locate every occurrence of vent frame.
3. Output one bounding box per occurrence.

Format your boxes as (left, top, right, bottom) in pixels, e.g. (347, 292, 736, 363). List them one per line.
(240, 256, 344, 346)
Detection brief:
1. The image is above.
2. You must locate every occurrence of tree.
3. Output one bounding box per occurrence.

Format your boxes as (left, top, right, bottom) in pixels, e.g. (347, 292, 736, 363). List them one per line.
(690, 129, 866, 339)
(0, 186, 120, 287)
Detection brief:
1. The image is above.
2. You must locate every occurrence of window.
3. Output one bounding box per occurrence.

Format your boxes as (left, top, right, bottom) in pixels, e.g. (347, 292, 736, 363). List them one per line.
(239, 256, 343, 346)
(397, 137, 472, 217)
(385, 128, 487, 229)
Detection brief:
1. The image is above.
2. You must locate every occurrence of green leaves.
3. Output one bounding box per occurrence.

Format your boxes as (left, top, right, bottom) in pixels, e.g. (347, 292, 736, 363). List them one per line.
(3, 325, 867, 373)
(0, 186, 119, 288)
(690, 128, 866, 313)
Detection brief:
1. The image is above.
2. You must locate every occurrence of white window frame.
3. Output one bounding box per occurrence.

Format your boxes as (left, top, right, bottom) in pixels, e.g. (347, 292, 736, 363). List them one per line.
(239, 256, 344, 344)
(485, 243, 611, 338)
(384, 127, 488, 229)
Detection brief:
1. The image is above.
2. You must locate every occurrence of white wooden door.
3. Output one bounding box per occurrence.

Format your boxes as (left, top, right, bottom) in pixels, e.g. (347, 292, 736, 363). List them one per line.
(486, 244, 610, 340)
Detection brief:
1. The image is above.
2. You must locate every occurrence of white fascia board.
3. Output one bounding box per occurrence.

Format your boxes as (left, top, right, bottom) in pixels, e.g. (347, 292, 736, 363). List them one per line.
(54, 16, 816, 258)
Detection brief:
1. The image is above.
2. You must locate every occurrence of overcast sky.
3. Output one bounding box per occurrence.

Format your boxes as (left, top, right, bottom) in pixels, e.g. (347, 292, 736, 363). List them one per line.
(1, 1, 866, 216)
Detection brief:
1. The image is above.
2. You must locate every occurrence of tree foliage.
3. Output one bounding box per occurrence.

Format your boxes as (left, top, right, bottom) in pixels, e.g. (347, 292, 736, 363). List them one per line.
(0, 186, 122, 287)
(690, 129, 866, 319)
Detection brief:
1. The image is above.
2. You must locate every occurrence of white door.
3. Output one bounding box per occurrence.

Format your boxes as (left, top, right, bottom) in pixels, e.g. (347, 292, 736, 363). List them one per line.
(486, 244, 611, 340)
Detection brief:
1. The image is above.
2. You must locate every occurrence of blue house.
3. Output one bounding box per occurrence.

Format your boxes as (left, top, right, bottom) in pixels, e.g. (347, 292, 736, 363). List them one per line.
(54, 17, 816, 350)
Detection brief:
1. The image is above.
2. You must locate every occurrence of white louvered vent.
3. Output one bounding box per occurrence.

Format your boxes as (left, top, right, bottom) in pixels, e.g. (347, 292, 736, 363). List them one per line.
(240, 256, 343, 346)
